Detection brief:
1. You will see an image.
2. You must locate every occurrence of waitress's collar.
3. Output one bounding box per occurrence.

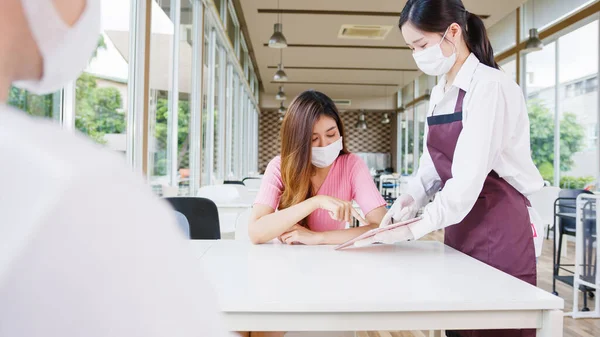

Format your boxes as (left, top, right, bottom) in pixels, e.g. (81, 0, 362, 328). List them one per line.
(453, 53, 480, 92)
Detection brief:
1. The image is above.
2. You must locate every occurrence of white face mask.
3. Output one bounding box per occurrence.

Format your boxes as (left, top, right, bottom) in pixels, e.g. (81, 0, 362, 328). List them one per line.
(13, 0, 101, 95)
(311, 137, 343, 168)
(412, 27, 457, 76)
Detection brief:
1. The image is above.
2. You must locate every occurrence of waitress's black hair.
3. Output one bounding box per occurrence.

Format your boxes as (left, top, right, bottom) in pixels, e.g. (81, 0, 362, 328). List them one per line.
(399, 0, 499, 69)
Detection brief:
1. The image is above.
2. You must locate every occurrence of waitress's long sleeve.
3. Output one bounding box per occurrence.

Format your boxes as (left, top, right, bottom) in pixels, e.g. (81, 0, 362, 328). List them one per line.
(408, 80, 507, 240)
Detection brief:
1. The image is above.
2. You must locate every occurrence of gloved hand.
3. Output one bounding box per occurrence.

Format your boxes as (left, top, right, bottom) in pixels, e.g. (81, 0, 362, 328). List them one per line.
(380, 194, 418, 227)
(353, 225, 415, 247)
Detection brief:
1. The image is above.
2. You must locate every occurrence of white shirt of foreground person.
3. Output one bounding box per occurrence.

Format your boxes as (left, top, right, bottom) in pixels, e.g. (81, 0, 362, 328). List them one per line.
(406, 53, 543, 239)
(0, 107, 235, 337)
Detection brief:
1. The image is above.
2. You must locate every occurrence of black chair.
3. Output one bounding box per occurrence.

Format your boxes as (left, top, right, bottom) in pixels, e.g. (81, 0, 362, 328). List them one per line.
(552, 189, 596, 310)
(242, 177, 261, 183)
(224, 180, 245, 186)
(164, 197, 221, 240)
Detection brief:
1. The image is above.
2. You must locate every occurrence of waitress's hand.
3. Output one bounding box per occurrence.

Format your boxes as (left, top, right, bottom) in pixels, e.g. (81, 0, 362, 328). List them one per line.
(280, 224, 324, 245)
(380, 194, 418, 227)
(313, 195, 368, 225)
(353, 224, 416, 247)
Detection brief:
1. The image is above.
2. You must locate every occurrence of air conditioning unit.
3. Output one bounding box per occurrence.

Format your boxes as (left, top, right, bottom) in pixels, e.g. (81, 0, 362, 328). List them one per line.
(338, 24, 393, 40)
(333, 99, 352, 106)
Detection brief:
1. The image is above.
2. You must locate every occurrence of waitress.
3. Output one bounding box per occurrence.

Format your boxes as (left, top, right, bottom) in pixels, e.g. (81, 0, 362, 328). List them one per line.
(358, 1, 543, 336)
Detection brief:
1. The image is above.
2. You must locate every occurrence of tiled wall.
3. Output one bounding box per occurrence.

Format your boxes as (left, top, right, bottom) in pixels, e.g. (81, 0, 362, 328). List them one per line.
(258, 110, 394, 173)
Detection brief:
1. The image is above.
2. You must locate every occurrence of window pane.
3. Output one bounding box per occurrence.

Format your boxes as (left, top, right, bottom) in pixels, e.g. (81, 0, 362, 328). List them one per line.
(558, 20, 598, 188)
(148, 0, 174, 193)
(405, 107, 414, 175)
(8, 88, 61, 121)
(227, 7, 237, 48)
(73, 1, 130, 151)
(526, 42, 556, 185)
(416, 102, 428, 168)
(213, 45, 225, 182)
(201, 23, 211, 186)
(177, 0, 194, 196)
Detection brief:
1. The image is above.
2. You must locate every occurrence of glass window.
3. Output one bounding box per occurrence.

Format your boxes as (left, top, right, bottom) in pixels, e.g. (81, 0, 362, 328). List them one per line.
(416, 102, 428, 168)
(231, 73, 240, 179)
(201, 23, 211, 186)
(214, 0, 222, 19)
(73, 1, 130, 150)
(225, 64, 235, 179)
(7, 88, 61, 121)
(522, 0, 595, 39)
(404, 107, 415, 175)
(148, 0, 174, 193)
(525, 42, 556, 185)
(557, 20, 598, 188)
(213, 45, 225, 183)
(226, 4, 238, 53)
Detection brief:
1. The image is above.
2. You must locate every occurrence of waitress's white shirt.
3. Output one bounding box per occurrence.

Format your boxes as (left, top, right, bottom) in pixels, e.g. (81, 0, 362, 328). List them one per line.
(406, 53, 544, 240)
(0, 106, 234, 337)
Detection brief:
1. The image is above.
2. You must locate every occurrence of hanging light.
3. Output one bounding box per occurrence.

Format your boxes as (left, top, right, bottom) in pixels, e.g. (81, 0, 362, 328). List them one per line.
(269, 23, 287, 48)
(381, 113, 390, 124)
(275, 86, 286, 100)
(278, 101, 286, 114)
(524, 28, 544, 52)
(268, 0, 287, 48)
(397, 105, 406, 113)
(273, 49, 288, 81)
(523, 0, 544, 53)
(355, 112, 368, 130)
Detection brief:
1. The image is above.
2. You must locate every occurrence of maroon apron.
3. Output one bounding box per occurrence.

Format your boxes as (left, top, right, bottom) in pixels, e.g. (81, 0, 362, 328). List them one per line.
(428, 90, 537, 337)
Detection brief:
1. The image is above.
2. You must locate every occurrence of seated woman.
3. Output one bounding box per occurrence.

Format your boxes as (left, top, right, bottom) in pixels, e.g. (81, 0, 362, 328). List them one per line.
(249, 90, 387, 245)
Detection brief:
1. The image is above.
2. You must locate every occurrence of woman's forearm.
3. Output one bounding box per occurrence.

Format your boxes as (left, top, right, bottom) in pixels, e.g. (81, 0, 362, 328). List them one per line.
(249, 197, 319, 244)
(318, 223, 378, 245)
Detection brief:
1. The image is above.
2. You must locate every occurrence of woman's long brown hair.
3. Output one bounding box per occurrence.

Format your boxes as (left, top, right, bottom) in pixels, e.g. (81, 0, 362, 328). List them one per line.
(279, 90, 349, 226)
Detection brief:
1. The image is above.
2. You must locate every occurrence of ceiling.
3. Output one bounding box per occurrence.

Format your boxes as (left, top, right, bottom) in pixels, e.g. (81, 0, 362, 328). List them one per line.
(237, 0, 526, 107)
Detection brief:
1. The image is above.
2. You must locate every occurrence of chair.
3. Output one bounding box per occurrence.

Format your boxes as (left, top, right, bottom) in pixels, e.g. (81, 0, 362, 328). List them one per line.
(224, 180, 245, 186)
(552, 189, 595, 309)
(164, 197, 221, 240)
(173, 210, 190, 239)
(242, 177, 262, 190)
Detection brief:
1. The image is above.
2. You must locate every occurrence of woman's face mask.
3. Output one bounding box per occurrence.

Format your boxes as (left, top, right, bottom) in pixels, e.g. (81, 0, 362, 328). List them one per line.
(403, 23, 458, 77)
(13, 0, 101, 95)
(311, 137, 343, 168)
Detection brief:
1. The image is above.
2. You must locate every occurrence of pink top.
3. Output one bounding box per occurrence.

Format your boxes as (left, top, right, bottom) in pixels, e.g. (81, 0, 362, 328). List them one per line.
(254, 154, 387, 232)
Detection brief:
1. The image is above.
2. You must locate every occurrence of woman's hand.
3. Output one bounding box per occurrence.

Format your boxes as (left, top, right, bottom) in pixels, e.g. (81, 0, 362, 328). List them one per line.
(312, 195, 368, 225)
(279, 224, 324, 245)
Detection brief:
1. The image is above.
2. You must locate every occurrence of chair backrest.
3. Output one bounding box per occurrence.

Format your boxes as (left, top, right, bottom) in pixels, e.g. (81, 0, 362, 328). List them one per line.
(164, 197, 220, 240)
(197, 184, 252, 204)
(224, 180, 245, 186)
(173, 210, 190, 239)
(557, 189, 594, 213)
(242, 177, 263, 190)
(527, 186, 561, 225)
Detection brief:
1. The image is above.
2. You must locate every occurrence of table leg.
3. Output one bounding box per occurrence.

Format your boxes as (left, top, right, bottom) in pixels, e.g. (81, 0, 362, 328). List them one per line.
(537, 310, 563, 337)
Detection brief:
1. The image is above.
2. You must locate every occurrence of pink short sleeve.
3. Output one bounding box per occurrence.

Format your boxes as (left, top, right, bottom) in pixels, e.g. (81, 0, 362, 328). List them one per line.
(254, 156, 284, 210)
(349, 155, 387, 216)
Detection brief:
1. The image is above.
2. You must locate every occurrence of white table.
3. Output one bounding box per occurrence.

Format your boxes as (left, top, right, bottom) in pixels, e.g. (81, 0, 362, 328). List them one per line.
(192, 240, 564, 336)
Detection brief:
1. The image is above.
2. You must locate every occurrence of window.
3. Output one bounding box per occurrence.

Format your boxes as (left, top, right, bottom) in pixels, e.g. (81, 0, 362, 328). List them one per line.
(7, 89, 61, 121)
(226, 2, 239, 55)
(415, 102, 428, 170)
(201, 23, 211, 186)
(73, 1, 130, 153)
(557, 20, 598, 188)
(405, 107, 415, 175)
(525, 41, 556, 185)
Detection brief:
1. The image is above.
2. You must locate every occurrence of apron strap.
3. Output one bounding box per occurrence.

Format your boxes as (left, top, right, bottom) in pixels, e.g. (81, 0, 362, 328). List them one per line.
(454, 89, 466, 113)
